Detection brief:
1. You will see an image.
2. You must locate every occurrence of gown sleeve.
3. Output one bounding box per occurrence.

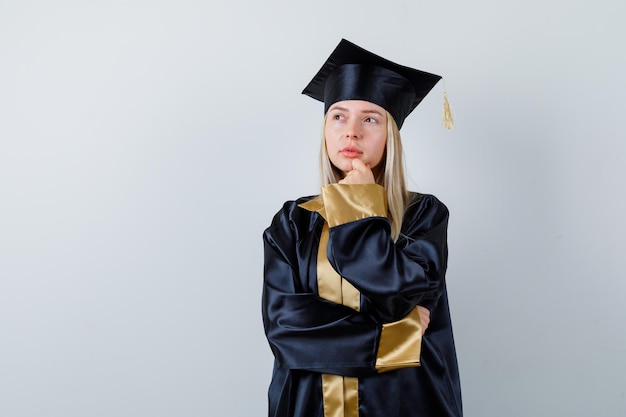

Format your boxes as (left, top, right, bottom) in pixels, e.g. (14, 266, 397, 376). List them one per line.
(262, 200, 381, 377)
(324, 184, 449, 323)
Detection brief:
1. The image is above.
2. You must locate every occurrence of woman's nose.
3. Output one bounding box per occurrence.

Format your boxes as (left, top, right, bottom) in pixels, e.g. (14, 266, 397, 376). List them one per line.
(345, 120, 361, 139)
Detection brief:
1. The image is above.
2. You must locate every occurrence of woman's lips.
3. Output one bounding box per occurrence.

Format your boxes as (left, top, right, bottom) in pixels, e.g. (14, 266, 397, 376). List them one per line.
(340, 146, 362, 158)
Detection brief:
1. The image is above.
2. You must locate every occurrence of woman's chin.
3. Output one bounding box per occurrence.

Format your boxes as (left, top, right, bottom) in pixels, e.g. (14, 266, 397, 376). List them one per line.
(340, 159, 359, 172)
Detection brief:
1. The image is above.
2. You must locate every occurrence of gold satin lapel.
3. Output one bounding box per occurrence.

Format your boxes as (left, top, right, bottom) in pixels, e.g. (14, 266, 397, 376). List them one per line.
(320, 375, 359, 417)
(343, 377, 359, 417)
(316, 211, 361, 416)
(322, 374, 344, 417)
(298, 196, 327, 220)
(341, 278, 360, 311)
(317, 224, 361, 311)
(317, 224, 342, 304)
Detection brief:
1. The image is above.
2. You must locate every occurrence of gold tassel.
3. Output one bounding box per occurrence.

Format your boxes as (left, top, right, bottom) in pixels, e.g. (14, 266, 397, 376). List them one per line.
(442, 82, 454, 130)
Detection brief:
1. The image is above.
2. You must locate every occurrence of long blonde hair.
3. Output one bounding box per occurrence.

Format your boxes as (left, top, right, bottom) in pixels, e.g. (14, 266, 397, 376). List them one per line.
(320, 111, 409, 241)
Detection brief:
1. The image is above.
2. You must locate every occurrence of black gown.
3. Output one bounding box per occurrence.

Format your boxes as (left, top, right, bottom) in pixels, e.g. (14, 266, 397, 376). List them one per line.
(262, 184, 462, 417)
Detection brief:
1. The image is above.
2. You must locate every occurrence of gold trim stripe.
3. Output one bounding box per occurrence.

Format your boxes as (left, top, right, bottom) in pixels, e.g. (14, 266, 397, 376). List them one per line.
(300, 186, 425, 416)
(317, 222, 360, 416)
(341, 277, 360, 311)
(320, 375, 359, 417)
(317, 223, 342, 304)
(321, 375, 344, 417)
(343, 377, 359, 417)
(316, 223, 361, 311)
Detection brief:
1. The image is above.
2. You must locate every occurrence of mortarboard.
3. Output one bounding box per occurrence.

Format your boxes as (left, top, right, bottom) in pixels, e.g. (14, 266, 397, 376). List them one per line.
(302, 39, 450, 129)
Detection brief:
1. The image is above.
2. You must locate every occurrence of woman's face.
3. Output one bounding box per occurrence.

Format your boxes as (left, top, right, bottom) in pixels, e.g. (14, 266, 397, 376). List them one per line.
(324, 100, 388, 176)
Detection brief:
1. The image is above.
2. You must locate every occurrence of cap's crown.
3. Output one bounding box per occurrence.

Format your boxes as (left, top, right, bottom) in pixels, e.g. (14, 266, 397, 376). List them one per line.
(302, 39, 441, 128)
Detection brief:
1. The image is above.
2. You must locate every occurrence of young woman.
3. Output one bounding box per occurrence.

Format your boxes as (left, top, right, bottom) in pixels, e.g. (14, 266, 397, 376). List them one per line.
(262, 39, 462, 417)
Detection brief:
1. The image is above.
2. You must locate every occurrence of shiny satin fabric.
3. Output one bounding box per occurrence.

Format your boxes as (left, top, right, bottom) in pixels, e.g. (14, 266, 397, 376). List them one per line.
(321, 375, 359, 417)
(376, 307, 423, 373)
(316, 222, 361, 311)
(310, 185, 424, 375)
(301, 39, 443, 129)
(307, 187, 371, 417)
(263, 189, 462, 417)
(320, 184, 387, 228)
(323, 64, 415, 129)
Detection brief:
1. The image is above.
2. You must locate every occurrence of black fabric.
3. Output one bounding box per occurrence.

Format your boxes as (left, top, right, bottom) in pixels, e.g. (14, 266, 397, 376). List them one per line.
(262, 193, 463, 417)
(302, 39, 442, 128)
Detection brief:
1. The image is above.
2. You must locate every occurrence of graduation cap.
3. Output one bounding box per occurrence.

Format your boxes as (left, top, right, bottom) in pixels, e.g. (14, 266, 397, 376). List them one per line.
(302, 39, 453, 129)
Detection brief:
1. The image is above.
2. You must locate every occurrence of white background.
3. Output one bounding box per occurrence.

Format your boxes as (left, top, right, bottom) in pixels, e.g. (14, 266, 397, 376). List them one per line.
(1, 1, 625, 416)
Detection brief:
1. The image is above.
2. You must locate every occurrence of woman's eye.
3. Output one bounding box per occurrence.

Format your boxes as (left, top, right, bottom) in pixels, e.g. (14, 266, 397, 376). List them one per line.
(333, 114, 343, 120)
(365, 117, 377, 123)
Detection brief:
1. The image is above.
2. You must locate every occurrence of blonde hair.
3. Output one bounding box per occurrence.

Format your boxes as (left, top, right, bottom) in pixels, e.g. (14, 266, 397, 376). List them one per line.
(320, 111, 409, 241)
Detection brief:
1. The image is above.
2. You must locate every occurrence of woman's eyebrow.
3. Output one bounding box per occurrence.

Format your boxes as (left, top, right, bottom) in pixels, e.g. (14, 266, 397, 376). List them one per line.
(328, 106, 384, 116)
(328, 106, 349, 112)
(362, 109, 384, 116)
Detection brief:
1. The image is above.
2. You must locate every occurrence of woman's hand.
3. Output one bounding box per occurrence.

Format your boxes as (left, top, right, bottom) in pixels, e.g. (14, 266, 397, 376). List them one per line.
(416, 306, 430, 335)
(338, 159, 375, 185)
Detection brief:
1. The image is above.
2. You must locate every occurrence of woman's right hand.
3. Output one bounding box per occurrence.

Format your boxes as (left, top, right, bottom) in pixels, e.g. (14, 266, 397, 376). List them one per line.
(416, 306, 430, 335)
(338, 159, 375, 185)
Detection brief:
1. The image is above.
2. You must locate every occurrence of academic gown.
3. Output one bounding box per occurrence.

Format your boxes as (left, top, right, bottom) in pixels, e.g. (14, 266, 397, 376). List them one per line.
(262, 184, 462, 417)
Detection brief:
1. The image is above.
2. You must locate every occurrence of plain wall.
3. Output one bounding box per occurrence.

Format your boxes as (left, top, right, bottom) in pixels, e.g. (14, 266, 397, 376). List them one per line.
(1, 0, 625, 416)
